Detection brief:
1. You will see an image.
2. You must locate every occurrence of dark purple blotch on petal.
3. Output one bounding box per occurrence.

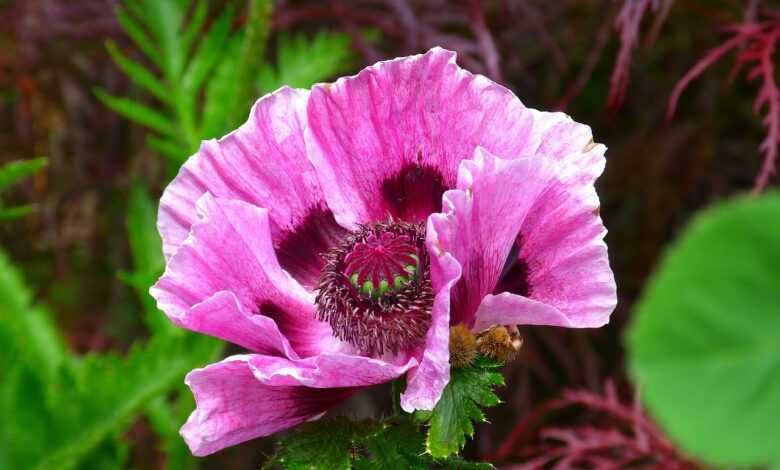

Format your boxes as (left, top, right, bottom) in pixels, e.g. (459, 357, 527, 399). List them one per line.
(494, 236, 530, 297)
(257, 301, 288, 331)
(276, 206, 349, 289)
(450, 235, 532, 327)
(381, 161, 447, 222)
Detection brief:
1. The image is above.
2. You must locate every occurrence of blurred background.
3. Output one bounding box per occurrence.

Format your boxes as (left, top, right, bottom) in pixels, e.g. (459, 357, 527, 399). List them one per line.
(1, 0, 778, 469)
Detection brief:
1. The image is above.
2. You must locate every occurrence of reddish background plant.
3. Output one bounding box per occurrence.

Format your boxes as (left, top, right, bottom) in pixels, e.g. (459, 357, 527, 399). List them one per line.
(489, 383, 697, 469)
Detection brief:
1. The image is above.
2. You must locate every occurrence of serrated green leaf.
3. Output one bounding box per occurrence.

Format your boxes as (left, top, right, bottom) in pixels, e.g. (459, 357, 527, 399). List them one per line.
(628, 192, 780, 468)
(258, 30, 355, 94)
(277, 417, 382, 470)
(105, 39, 168, 102)
(421, 356, 503, 458)
(0, 157, 47, 191)
(95, 90, 176, 136)
(354, 420, 430, 470)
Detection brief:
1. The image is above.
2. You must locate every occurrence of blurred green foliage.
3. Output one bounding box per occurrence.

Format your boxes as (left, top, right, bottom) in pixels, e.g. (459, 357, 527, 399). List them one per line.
(1, 0, 357, 468)
(96, 0, 356, 169)
(628, 192, 780, 469)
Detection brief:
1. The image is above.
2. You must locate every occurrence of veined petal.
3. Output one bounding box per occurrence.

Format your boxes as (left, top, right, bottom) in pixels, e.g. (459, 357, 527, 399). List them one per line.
(429, 147, 615, 329)
(503, 160, 616, 327)
(429, 148, 562, 325)
(305, 47, 537, 227)
(530, 110, 607, 184)
(158, 86, 346, 287)
(181, 355, 356, 456)
(151, 194, 334, 357)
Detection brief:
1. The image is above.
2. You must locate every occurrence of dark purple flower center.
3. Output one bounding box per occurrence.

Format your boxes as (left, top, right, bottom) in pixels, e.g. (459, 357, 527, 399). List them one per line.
(315, 220, 433, 356)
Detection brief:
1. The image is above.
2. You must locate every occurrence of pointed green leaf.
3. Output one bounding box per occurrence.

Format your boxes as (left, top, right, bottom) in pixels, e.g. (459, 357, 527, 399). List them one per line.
(420, 356, 504, 458)
(230, 0, 272, 125)
(201, 36, 242, 138)
(146, 135, 189, 163)
(180, 0, 209, 58)
(105, 40, 168, 102)
(123, 0, 187, 80)
(0, 157, 47, 191)
(95, 89, 176, 136)
(182, 6, 234, 98)
(115, 8, 164, 71)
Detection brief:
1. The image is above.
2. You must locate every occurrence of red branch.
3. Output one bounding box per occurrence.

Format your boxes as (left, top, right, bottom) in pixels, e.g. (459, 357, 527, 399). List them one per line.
(608, 0, 663, 111)
(667, 17, 780, 192)
(490, 383, 697, 469)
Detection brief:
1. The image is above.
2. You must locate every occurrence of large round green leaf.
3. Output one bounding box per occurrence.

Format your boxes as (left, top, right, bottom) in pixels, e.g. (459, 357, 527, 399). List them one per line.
(627, 193, 780, 467)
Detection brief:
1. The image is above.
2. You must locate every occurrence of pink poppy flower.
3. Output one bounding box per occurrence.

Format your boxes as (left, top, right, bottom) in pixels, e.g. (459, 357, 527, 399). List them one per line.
(150, 47, 616, 456)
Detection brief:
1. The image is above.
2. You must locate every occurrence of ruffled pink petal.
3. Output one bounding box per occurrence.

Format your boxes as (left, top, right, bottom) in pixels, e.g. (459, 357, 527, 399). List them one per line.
(428, 148, 564, 325)
(248, 351, 417, 388)
(471, 293, 571, 331)
(181, 355, 356, 456)
(429, 147, 615, 329)
(305, 48, 607, 229)
(505, 161, 616, 328)
(151, 194, 334, 357)
(306, 47, 539, 228)
(530, 110, 607, 184)
(158, 86, 346, 287)
(400, 242, 462, 412)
